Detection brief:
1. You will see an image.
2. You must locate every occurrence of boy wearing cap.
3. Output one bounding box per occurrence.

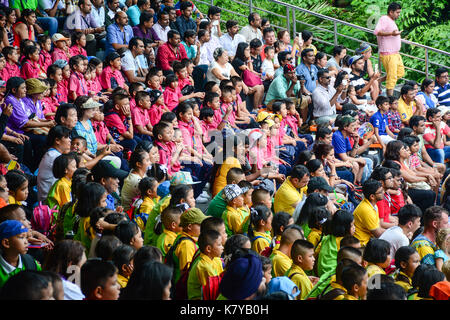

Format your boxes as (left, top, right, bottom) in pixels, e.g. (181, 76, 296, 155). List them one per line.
(51, 33, 70, 63)
(0, 220, 41, 288)
(187, 229, 224, 300)
(221, 184, 248, 237)
(171, 208, 207, 284)
(92, 160, 128, 211)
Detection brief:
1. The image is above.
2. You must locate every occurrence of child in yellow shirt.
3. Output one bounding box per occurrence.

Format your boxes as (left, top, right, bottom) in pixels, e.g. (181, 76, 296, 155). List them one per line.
(394, 246, 420, 293)
(341, 264, 369, 300)
(47, 153, 78, 212)
(221, 184, 247, 237)
(112, 244, 137, 289)
(187, 229, 224, 300)
(272, 212, 294, 251)
(237, 180, 253, 235)
(363, 238, 392, 279)
(287, 239, 316, 300)
(270, 228, 303, 278)
(249, 204, 273, 254)
(156, 206, 182, 258)
(134, 177, 160, 232)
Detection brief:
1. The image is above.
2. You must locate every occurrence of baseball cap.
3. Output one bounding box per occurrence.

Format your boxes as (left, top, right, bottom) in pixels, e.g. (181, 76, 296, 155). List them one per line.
(52, 33, 69, 43)
(0, 220, 28, 240)
(429, 281, 450, 300)
(349, 55, 363, 66)
(149, 90, 163, 105)
(307, 176, 333, 193)
(105, 51, 122, 65)
(283, 63, 295, 73)
(179, 208, 207, 227)
(256, 111, 271, 123)
(267, 276, 301, 300)
(248, 129, 263, 149)
(170, 171, 201, 185)
(223, 184, 244, 202)
(53, 59, 68, 69)
(81, 98, 102, 109)
(91, 160, 128, 180)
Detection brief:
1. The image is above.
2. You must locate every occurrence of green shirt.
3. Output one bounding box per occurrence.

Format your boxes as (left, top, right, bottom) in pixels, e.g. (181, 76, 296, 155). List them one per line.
(206, 190, 227, 219)
(317, 235, 340, 277)
(9, 0, 38, 10)
(0, 254, 42, 288)
(264, 73, 301, 104)
(143, 195, 171, 246)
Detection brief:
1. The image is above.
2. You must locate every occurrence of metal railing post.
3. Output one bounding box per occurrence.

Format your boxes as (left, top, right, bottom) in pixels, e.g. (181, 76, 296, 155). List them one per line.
(286, 7, 290, 37)
(425, 48, 429, 79)
(334, 21, 338, 45)
(292, 7, 296, 35)
(249, 0, 252, 14)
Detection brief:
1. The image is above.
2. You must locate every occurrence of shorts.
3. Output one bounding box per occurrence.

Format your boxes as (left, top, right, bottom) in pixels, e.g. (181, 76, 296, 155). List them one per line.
(380, 53, 405, 90)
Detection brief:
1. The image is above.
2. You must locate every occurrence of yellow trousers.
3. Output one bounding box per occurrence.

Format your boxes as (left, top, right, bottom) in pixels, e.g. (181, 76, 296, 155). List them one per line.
(380, 53, 405, 90)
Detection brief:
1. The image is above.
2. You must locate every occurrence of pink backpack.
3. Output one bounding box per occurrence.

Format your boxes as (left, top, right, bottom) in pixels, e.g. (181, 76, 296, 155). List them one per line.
(31, 202, 58, 237)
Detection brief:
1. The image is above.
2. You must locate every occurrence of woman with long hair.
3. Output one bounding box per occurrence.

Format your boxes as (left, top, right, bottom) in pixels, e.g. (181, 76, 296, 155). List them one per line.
(12, 9, 35, 48)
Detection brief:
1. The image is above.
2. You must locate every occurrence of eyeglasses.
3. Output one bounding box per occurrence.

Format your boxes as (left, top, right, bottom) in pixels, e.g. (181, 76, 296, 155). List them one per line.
(321, 76, 331, 79)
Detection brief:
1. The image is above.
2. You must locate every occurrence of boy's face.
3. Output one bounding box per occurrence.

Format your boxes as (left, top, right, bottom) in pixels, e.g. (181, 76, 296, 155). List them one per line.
(55, 40, 67, 50)
(232, 194, 244, 208)
(205, 115, 214, 124)
(185, 189, 196, 209)
(209, 236, 224, 258)
(71, 139, 87, 154)
(379, 101, 389, 113)
(15, 180, 29, 202)
(62, 65, 71, 79)
(130, 228, 144, 250)
(103, 177, 119, 194)
(217, 223, 227, 246)
(279, 104, 288, 117)
(173, 130, 183, 143)
(357, 273, 368, 300)
(99, 273, 120, 300)
(189, 223, 201, 238)
(208, 96, 220, 110)
(410, 142, 419, 154)
(176, 67, 188, 80)
(139, 95, 151, 109)
(300, 248, 315, 271)
(390, 100, 398, 111)
(4, 232, 29, 254)
(9, 49, 19, 63)
(266, 48, 275, 60)
(404, 252, 421, 277)
(262, 194, 272, 209)
(149, 146, 160, 163)
(243, 189, 253, 206)
(156, 95, 164, 105)
(12, 208, 31, 229)
(159, 126, 173, 142)
(221, 92, 233, 104)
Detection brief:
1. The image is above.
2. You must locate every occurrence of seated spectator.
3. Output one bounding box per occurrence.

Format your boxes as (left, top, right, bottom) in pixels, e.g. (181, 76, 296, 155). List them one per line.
(433, 67, 449, 107)
(355, 43, 380, 100)
(156, 29, 187, 73)
(397, 84, 419, 125)
(312, 69, 343, 126)
(295, 48, 317, 96)
(348, 55, 380, 108)
(121, 37, 148, 84)
(127, 0, 151, 27)
(219, 20, 245, 59)
(260, 27, 275, 61)
(104, 0, 122, 28)
(422, 108, 450, 164)
(175, 1, 197, 39)
(239, 12, 263, 44)
(151, 10, 171, 42)
(11, 9, 36, 48)
(326, 45, 347, 74)
(105, 11, 134, 56)
(416, 78, 438, 110)
(132, 10, 158, 43)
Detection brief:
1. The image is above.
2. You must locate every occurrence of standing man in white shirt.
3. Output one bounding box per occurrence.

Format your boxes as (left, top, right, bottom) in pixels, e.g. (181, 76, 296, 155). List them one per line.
(219, 20, 245, 59)
(239, 12, 263, 44)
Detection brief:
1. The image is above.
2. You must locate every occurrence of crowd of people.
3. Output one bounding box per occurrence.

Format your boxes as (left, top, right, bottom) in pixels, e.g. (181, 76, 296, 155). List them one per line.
(0, 0, 449, 301)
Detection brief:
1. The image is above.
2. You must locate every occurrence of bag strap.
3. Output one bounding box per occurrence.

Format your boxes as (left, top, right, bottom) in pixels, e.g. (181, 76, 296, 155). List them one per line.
(20, 254, 37, 271)
(319, 288, 346, 300)
(288, 272, 300, 280)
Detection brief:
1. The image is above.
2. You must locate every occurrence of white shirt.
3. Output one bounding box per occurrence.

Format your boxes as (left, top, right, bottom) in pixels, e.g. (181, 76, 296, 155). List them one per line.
(121, 50, 147, 78)
(91, 5, 105, 27)
(0, 254, 22, 274)
(219, 33, 246, 57)
(261, 59, 275, 77)
(62, 278, 85, 300)
(206, 61, 233, 84)
(38, 0, 65, 16)
(37, 148, 62, 202)
(152, 23, 170, 42)
(239, 25, 262, 44)
(312, 84, 337, 118)
(379, 226, 410, 258)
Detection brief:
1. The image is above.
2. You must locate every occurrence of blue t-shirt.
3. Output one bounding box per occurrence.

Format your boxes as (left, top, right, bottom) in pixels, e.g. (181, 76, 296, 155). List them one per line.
(331, 130, 352, 160)
(370, 111, 389, 136)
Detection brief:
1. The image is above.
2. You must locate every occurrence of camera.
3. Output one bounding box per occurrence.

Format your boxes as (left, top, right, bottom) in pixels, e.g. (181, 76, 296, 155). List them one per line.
(297, 74, 306, 81)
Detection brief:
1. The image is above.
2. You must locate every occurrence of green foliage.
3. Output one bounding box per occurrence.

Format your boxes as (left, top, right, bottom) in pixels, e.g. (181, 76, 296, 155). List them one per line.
(197, 0, 449, 82)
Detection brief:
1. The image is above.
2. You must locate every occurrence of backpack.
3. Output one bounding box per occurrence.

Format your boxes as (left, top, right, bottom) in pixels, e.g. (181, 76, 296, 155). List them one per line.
(31, 202, 58, 238)
(20, 254, 38, 271)
(54, 201, 74, 242)
(126, 197, 143, 220)
(202, 272, 224, 300)
(253, 236, 274, 257)
(173, 249, 201, 300)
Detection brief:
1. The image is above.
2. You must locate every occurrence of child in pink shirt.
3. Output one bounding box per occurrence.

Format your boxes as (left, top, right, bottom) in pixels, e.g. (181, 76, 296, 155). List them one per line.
(53, 61, 70, 103)
(163, 74, 181, 111)
(68, 55, 88, 101)
(153, 121, 182, 176)
(0, 53, 6, 83)
(21, 45, 45, 79)
(38, 35, 53, 75)
(148, 90, 168, 126)
(132, 91, 153, 139)
(199, 107, 216, 145)
(100, 52, 129, 93)
(2, 46, 20, 82)
(41, 79, 59, 120)
(51, 34, 70, 63)
(220, 87, 238, 129)
(69, 32, 87, 57)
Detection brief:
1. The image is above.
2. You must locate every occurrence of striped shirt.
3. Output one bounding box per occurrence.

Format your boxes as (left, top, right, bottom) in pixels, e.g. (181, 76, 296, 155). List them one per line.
(433, 83, 450, 107)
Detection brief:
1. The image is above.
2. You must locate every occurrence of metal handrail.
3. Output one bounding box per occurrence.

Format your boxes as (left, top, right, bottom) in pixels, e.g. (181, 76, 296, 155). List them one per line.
(197, 0, 450, 81)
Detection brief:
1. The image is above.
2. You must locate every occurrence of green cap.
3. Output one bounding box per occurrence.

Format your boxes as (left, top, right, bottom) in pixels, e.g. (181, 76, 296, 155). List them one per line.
(180, 208, 207, 227)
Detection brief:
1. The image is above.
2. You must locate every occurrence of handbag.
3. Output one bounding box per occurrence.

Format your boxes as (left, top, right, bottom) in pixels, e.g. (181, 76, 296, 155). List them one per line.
(242, 69, 262, 87)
